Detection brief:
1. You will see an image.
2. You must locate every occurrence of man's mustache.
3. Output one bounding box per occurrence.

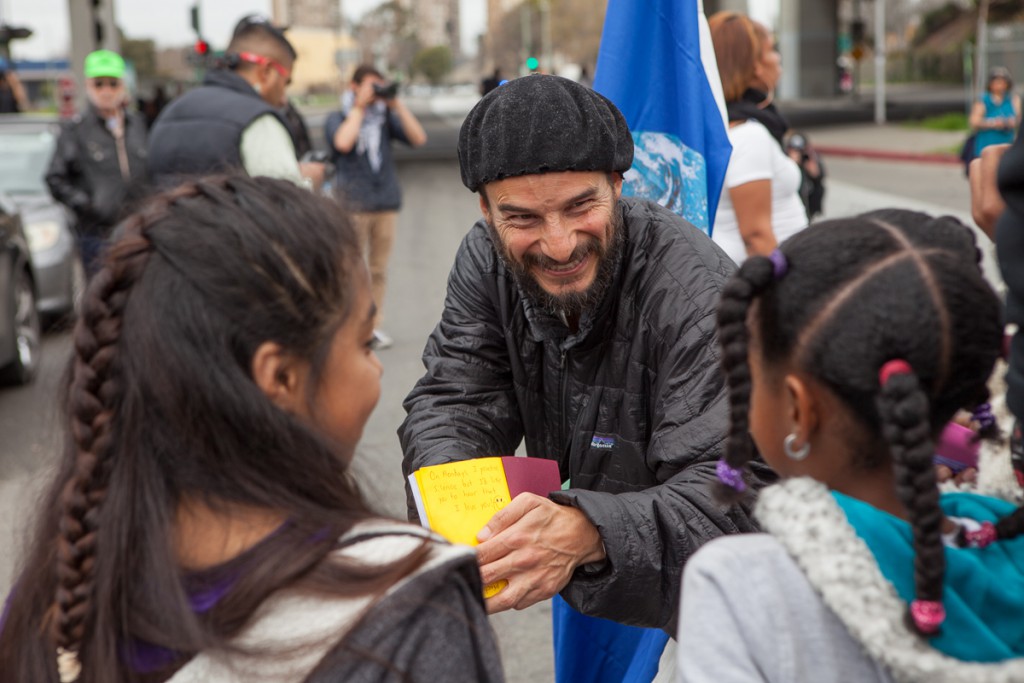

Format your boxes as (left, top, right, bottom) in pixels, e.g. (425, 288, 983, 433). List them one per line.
(521, 237, 602, 271)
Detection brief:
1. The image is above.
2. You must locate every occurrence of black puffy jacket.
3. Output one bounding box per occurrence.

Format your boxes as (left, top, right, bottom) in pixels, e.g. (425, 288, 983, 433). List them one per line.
(400, 198, 765, 633)
(45, 106, 148, 237)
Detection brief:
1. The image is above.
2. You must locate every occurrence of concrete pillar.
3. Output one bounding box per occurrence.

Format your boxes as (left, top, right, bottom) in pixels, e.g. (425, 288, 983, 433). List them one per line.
(778, 0, 838, 99)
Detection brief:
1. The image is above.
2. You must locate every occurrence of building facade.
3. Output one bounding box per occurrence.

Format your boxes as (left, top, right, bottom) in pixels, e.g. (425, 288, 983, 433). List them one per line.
(404, 0, 460, 56)
(272, 0, 357, 93)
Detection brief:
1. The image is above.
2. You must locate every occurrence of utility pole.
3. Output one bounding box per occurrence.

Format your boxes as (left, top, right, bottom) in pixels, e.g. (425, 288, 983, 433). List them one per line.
(540, 0, 552, 74)
(975, 0, 991, 100)
(520, 4, 532, 76)
(874, 0, 886, 124)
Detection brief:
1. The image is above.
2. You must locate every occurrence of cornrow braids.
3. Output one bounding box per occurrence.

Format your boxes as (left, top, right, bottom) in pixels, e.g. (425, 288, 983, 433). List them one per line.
(715, 209, 1004, 643)
(714, 255, 775, 503)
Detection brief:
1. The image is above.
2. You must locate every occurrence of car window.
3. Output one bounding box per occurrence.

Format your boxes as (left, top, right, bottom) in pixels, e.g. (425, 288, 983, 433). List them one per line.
(0, 131, 55, 196)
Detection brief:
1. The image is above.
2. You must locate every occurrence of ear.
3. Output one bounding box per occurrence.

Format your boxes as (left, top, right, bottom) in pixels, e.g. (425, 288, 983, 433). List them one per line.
(251, 341, 309, 417)
(611, 173, 624, 200)
(478, 192, 492, 222)
(784, 373, 820, 446)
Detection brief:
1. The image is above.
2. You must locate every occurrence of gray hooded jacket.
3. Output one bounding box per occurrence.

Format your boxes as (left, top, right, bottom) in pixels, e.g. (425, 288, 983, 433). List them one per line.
(399, 197, 766, 633)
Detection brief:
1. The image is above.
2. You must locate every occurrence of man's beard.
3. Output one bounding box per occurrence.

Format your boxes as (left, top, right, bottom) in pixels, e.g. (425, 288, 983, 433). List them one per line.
(487, 209, 625, 322)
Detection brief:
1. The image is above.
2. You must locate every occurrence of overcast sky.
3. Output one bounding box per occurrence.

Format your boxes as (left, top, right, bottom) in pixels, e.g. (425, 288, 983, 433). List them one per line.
(1, 0, 774, 62)
(0, 0, 486, 60)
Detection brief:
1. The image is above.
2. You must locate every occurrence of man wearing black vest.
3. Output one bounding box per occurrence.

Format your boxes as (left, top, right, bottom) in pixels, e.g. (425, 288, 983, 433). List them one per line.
(147, 15, 310, 188)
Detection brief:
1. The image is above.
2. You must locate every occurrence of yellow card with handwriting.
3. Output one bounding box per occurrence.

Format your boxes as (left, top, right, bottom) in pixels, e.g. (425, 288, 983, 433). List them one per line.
(408, 456, 562, 599)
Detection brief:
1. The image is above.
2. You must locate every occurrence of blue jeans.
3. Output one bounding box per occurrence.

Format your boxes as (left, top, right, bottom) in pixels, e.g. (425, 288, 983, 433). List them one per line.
(78, 235, 106, 279)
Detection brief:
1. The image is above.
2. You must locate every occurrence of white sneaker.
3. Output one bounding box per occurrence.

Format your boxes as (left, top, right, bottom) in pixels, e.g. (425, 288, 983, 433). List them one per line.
(373, 329, 394, 350)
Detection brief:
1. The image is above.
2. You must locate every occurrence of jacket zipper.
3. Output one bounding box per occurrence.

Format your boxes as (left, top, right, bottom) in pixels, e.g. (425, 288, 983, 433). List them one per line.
(114, 128, 130, 181)
(559, 348, 571, 480)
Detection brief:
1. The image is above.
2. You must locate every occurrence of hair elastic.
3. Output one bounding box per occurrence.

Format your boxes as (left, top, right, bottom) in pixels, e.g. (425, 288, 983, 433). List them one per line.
(57, 647, 81, 682)
(909, 599, 945, 634)
(971, 403, 996, 431)
(963, 521, 998, 548)
(715, 460, 746, 492)
(878, 359, 913, 386)
(768, 249, 788, 279)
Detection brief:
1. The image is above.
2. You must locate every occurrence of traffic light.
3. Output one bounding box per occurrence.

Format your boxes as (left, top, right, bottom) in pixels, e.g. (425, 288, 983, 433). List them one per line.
(194, 39, 209, 56)
(850, 19, 865, 45)
(190, 4, 201, 34)
(526, 56, 539, 71)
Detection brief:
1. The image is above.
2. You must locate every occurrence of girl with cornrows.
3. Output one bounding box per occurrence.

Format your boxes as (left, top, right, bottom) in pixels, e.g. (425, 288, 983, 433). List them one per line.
(676, 209, 1024, 682)
(0, 176, 504, 682)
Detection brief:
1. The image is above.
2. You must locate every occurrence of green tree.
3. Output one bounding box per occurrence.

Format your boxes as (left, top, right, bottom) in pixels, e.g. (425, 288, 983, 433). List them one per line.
(412, 45, 453, 85)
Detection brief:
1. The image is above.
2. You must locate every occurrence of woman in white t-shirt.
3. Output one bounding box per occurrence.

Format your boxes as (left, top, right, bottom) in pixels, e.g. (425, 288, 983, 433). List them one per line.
(709, 12, 807, 265)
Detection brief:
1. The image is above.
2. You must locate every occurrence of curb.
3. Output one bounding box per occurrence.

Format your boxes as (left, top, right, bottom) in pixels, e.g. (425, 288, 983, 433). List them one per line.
(815, 145, 962, 166)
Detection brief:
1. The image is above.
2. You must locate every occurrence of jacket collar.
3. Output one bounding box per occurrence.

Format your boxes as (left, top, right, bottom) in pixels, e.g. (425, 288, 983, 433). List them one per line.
(756, 478, 1024, 681)
(203, 68, 266, 102)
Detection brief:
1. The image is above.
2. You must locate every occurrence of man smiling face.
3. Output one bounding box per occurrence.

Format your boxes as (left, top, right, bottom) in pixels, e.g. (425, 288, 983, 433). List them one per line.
(480, 170, 624, 322)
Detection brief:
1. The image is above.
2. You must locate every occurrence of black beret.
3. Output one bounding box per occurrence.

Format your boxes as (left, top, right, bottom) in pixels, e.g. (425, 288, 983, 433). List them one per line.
(458, 74, 634, 192)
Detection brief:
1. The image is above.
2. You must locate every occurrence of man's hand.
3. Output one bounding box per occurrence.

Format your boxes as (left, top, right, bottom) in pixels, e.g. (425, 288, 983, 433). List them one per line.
(970, 142, 1011, 240)
(298, 161, 326, 192)
(475, 493, 605, 614)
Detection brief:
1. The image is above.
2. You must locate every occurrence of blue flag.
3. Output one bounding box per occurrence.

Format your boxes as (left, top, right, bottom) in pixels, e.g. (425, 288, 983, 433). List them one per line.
(594, 0, 731, 235)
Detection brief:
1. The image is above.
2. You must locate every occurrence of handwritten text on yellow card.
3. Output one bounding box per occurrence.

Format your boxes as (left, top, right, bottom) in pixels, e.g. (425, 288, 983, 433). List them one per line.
(415, 458, 512, 547)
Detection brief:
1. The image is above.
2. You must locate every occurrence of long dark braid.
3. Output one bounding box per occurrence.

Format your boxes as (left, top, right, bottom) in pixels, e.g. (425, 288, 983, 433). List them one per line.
(714, 256, 774, 503)
(877, 370, 946, 633)
(55, 246, 146, 663)
(714, 209, 1004, 640)
(50, 194, 185, 680)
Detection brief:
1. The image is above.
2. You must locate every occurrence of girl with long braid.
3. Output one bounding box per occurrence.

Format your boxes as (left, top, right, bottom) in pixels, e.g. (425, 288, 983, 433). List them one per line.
(0, 175, 504, 683)
(677, 209, 1024, 682)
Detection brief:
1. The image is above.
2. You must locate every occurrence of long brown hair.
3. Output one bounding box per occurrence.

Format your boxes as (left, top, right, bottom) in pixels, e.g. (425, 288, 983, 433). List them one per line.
(708, 11, 770, 103)
(0, 176, 427, 682)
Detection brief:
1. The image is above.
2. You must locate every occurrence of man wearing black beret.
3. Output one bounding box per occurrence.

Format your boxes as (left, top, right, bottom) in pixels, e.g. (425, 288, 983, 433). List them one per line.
(400, 74, 764, 636)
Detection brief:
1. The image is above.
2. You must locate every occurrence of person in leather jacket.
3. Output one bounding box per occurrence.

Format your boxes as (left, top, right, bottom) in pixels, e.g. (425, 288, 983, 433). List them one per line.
(46, 50, 148, 276)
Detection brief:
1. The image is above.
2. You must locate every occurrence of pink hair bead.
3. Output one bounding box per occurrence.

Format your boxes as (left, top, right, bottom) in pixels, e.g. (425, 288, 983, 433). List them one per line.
(964, 521, 998, 549)
(910, 599, 946, 634)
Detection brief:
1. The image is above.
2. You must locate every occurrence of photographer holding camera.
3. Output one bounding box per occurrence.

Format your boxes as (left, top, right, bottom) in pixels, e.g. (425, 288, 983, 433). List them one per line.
(326, 64, 427, 349)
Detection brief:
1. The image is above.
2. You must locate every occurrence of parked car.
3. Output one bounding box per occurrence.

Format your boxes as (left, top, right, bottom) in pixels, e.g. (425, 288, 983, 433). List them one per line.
(0, 190, 40, 385)
(0, 115, 83, 325)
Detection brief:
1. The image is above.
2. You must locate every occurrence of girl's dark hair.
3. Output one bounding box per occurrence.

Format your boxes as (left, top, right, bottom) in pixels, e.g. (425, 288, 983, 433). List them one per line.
(716, 209, 1006, 637)
(0, 176, 426, 682)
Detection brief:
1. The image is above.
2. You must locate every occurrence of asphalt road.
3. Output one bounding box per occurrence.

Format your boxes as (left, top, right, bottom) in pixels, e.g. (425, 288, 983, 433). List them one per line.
(0, 130, 988, 681)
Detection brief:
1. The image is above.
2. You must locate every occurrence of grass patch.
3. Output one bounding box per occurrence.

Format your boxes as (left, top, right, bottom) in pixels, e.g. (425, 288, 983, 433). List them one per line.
(929, 144, 964, 156)
(903, 112, 969, 131)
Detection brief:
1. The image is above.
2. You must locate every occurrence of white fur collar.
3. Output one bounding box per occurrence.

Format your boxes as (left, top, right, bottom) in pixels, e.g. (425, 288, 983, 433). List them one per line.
(755, 478, 1024, 683)
(168, 522, 468, 683)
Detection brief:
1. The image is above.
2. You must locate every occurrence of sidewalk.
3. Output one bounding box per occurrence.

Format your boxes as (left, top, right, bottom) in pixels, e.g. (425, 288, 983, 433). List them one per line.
(805, 123, 966, 165)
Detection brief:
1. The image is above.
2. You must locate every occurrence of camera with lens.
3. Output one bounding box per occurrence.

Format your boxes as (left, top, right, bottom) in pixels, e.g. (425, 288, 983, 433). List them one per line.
(372, 81, 399, 100)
